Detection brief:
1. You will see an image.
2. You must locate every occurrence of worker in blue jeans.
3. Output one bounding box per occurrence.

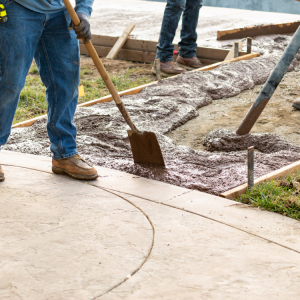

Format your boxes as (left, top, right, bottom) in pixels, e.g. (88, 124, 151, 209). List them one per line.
(0, 0, 98, 182)
(153, 0, 203, 76)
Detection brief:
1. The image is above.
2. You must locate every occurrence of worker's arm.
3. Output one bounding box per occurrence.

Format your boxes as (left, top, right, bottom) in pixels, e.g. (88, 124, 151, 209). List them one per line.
(75, 0, 94, 18)
(69, 0, 95, 43)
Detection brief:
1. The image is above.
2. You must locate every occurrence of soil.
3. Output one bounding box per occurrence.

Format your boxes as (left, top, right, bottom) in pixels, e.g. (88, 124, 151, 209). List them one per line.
(80, 55, 153, 79)
(4, 34, 300, 196)
(167, 69, 300, 151)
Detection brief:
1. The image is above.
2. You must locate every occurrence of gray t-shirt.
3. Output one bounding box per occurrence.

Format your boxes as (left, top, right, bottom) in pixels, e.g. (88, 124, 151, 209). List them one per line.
(14, 0, 94, 17)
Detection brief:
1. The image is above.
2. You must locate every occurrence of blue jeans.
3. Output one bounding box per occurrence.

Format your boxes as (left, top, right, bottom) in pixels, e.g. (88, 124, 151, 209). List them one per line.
(156, 0, 203, 62)
(0, 0, 80, 159)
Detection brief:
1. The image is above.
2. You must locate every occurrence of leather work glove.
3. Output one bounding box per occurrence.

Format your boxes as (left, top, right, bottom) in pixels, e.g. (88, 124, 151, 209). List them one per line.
(68, 12, 91, 44)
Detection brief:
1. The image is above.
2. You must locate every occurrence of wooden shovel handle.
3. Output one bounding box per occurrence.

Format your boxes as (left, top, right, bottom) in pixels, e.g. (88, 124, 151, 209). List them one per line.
(63, 0, 140, 132)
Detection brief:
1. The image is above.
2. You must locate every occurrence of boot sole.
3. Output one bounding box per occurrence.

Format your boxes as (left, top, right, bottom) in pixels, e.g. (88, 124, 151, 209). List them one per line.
(151, 68, 183, 77)
(52, 165, 98, 181)
(175, 62, 200, 71)
(0, 177, 4, 182)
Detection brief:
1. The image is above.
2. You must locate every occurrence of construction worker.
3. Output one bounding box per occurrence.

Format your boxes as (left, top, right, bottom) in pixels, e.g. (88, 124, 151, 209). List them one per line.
(153, 0, 203, 76)
(0, 0, 98, 182)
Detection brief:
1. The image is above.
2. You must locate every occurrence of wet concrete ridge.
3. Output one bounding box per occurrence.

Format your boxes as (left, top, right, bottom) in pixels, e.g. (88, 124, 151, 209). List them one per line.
(1, 151, 300, 299)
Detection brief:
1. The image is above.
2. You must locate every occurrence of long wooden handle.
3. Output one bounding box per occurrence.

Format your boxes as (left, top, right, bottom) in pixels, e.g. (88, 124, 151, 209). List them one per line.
(63, 0, 140, 132)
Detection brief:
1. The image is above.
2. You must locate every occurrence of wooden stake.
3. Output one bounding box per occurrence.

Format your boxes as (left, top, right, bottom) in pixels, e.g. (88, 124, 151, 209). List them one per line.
(155, 58, 161, 80)
(106, 24, 135, 60)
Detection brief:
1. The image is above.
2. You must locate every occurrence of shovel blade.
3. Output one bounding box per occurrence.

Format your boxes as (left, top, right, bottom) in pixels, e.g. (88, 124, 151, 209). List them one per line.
(128, 130, 165, 166)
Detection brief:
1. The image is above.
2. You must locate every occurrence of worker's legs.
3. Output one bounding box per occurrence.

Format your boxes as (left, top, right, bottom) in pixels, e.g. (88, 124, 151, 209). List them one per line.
(34, 9, 80, 159)
(156, 0, 185, 62)
(178, 0, 202, 58)
(0, 1, 44, 147)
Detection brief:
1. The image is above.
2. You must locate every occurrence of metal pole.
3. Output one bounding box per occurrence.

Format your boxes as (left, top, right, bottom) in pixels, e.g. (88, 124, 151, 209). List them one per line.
(248, 146, 254, 189)
(155, 58, 161, 81)
(236, 25, 300, 135)
(247, 37, 252, 54)
(234, 42, 239, 58)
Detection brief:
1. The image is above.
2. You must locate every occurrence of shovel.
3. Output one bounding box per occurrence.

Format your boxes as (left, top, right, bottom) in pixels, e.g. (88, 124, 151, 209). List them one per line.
(63, 0, 165, 166)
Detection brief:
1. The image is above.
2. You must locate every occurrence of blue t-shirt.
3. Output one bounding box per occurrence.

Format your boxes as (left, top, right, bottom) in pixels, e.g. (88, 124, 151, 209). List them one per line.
(14, 0, 94, 17)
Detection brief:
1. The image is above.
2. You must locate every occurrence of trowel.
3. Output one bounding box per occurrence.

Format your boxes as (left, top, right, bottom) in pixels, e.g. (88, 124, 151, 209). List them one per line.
(63, 0, 165, 166)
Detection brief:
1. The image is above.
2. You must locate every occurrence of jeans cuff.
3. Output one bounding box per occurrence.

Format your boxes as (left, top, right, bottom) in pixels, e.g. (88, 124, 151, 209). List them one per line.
(155, 56, 174, 63)
(52, 150, 78, 160)
(178, 52, 197, 59)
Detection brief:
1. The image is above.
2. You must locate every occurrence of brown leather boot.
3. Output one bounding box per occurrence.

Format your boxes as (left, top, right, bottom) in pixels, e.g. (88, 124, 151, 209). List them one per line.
(0, 165, 4, 182)
(52, 154, 98, 180)
(152, 60, 186, 76)
(176, 55, 204, 70)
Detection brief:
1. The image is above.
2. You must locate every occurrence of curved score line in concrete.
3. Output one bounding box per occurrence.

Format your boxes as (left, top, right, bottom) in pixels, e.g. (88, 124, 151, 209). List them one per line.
(91, 186, 300, 256)
(3, 163, 300, 300)
(1, 165, 155, 300)
(3, 163, 300, 257)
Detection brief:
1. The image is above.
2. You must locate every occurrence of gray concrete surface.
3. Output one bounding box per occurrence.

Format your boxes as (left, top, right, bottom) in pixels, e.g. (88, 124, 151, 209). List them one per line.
(204, 0, 300, 15)
(90, 0, 300, 48)
(1, 150, 300, 299)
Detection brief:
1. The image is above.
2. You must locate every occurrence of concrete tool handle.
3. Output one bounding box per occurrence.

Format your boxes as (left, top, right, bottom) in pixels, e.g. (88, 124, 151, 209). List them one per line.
(63, 0, 140, 133)
(236, 25, 300, 135)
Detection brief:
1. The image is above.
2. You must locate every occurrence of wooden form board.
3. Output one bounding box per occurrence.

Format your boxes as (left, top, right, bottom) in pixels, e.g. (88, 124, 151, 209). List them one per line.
(12, 52, 260, 128)
(80, 34, 250, 63)
(220, 160, 300, 200)
(217, 21, 300, 40)
(106, 24, 135, 59)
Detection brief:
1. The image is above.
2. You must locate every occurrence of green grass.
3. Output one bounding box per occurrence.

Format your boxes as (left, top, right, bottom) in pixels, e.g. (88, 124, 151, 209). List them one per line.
(237, 173, 300, 220)
(14, 62, 154, 124)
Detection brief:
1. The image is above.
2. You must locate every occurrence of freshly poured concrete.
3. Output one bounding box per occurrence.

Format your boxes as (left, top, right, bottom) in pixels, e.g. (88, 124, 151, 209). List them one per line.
(1, 150, 300, 299)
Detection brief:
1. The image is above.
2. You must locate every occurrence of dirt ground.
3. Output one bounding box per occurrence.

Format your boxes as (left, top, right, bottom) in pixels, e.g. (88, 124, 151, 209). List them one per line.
(167, 67, 300, 151)
(80, 55, 154, 79)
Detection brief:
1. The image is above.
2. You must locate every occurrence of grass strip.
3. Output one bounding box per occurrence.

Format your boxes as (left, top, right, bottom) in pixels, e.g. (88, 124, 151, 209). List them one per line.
(236, 172, 300, 220)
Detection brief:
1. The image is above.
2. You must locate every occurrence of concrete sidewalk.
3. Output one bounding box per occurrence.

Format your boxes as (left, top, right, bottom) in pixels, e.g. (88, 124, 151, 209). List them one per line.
(1, 150, 300, 299)
(90, 0, 300, 47)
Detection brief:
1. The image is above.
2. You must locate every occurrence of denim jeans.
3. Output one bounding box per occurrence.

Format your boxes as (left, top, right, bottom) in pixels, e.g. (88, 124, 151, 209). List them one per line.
(0, 0, 80, 159)
(156, 0, 203, 62)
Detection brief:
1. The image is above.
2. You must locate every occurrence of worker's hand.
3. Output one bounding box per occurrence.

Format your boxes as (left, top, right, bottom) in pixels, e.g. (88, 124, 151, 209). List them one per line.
(68, 12, 91, 44)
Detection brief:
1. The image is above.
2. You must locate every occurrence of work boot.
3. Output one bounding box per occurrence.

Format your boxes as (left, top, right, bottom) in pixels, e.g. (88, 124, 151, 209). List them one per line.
(176, 55, 204, 70)
(0, 165, 4, 182)
(52, 154, 98, 180)
(292, 99, 300, 110)
(152, 60, 186, 77)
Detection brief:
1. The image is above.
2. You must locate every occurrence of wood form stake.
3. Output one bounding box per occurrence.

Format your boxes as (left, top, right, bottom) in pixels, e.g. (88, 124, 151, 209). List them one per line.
(106, 24, 135, 60)
(155, 58, 161, 81)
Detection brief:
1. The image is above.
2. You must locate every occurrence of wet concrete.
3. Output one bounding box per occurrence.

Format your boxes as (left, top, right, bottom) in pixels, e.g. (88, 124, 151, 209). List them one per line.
(4, 35, 300, 195)
(204, 129, 300, 153)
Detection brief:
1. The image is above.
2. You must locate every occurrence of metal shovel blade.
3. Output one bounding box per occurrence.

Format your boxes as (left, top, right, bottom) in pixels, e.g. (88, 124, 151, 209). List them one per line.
(128, 130, 165, 166)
